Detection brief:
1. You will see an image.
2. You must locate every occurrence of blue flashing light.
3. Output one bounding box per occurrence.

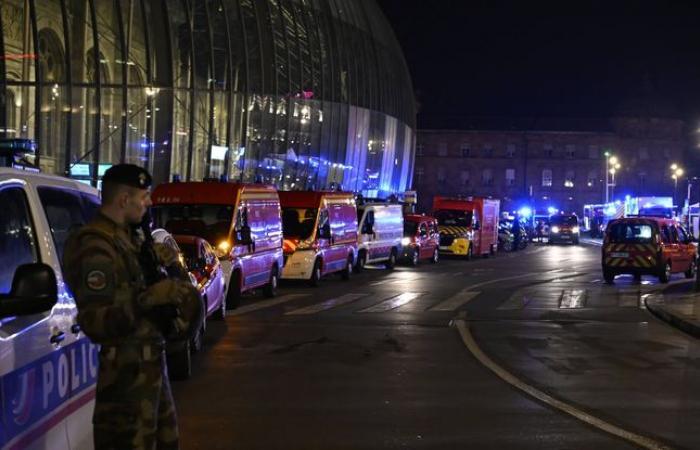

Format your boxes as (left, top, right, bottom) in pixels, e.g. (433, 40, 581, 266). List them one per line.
(547, 206, 558, 215)
(518, 207, 532, 218)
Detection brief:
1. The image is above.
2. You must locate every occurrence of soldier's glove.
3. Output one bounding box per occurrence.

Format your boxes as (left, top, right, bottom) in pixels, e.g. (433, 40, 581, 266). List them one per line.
(138, 278, 183, 309)
(153, 242, 181, 267)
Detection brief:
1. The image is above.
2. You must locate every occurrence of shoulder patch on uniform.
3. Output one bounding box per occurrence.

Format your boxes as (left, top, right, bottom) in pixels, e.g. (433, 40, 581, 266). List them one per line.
(86, 270, 108, 291)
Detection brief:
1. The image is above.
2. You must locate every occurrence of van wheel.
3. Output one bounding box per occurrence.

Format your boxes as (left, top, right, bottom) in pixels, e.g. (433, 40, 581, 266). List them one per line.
(309, 259, 322, 287)
(410, 248, 419, 266)
(431, 248, 439, 264)
(225, 271, 242, 310)
(603, 269, 615, 284)
(355, 251, 367, 272)
(263, 266, 278, 298)
(168, 341, 192, 381)
(685, 259, 696, 279)
(341, 255, 353, 280)
(385, 249, 397, 270)
(659, 262, 672, 284)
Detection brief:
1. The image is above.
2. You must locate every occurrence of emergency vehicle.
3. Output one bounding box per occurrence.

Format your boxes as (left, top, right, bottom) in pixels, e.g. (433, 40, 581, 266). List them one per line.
(602, 217, 697, 284)
(0, 167, 101, 450)
(279, 191, 357, 285)
(151, 182, 284, 309)
(355, 202, 404, 270)
(432, 196, 500, 258)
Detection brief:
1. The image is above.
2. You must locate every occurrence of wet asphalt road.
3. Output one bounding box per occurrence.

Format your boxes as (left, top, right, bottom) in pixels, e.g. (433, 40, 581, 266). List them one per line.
(172, 242, 700, 449)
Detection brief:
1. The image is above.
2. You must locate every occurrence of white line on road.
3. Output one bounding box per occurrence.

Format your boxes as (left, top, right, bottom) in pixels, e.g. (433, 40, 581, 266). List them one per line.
(285, 293, 367, 315)
(427, 272, 540, 311)
(228, 294, 308, 316)
(357, 292, 422, 313)
(428, 291, 481, 311)
(455, 319, 672, 450)
(559, 289, 586, 308)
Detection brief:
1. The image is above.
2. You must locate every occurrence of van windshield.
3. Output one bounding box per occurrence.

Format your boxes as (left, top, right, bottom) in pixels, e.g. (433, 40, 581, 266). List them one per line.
(152, 205, 234, 244)
(549, 215, 578, 226)
(607, 223, 655, 244)
(434, 209, 472, 227)
(282, 207, 318, 239)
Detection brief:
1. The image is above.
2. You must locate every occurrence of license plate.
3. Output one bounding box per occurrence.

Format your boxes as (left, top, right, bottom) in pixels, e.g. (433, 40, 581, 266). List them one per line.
(610, 252, 628, 258)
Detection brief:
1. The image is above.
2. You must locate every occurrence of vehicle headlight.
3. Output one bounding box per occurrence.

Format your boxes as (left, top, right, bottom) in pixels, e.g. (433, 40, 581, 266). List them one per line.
(551, 226, 560, 233)
(572, 226, 580, 234)
(215, 240, 231, 259)
(401, 237, 412, 246)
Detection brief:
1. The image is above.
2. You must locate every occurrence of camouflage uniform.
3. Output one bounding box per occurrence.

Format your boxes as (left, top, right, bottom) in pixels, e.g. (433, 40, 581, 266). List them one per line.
(63, 212, 191, 450)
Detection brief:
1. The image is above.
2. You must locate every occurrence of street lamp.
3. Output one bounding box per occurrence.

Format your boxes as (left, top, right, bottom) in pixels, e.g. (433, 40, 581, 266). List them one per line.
(671, 164, 684, 206)
(605, 152, 621, 203)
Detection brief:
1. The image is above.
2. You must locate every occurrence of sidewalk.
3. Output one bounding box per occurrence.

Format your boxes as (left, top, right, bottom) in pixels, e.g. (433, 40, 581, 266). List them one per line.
(645, 282, 700, 339)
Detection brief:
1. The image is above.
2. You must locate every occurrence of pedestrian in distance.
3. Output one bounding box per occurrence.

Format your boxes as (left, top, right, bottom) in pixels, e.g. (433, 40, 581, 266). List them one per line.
(63, 164, 202, 450)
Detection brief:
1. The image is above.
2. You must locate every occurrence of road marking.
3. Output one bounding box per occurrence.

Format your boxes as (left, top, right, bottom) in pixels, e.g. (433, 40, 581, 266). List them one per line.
(228, 294, 308, 316)
(455, 319, 672, 450)
(428, 272, 540, 311)
(428, 291, 481, 311)
(285, 293, 367, 315)
(559, 289, 586, 308)
(357, 292, 422, 313)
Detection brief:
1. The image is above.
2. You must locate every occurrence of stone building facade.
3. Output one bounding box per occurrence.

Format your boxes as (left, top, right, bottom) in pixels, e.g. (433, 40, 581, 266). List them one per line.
(413, 116, 686, 215)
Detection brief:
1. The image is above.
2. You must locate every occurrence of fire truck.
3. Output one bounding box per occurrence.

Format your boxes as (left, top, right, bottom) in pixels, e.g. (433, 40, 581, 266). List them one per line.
(432, 196, 500, 259)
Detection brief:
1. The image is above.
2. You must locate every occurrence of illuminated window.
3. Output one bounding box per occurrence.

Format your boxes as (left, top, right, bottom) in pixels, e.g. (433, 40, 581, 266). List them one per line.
(587, 170, 597, 187)
(542, 169, 552, 187)
(564, 170, 575, 188)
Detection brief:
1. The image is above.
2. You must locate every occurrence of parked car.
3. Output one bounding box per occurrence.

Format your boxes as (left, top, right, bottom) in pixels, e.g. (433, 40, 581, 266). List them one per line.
(548, 214, 580, 245)
(356, 202, 404, 270)
(602, 217, 697, 283)
(151, 182, 284, 309)
(280, 191, 357, 285)
(433, 196, 500, 259)
(174, 234, 227, 321)
(0, 167, 101, 449)
(400, 214, 440, 265)
(151, 228, 206, 380)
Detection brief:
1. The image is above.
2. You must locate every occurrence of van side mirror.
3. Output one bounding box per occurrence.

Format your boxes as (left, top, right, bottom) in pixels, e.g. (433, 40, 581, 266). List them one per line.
(319, 223, 332, 239)
(0, 263, 58, 318)
(238, 225, 252, 244)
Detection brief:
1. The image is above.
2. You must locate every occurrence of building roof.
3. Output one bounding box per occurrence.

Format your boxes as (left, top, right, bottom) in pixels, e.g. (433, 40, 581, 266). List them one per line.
(418, 115, 615, 133)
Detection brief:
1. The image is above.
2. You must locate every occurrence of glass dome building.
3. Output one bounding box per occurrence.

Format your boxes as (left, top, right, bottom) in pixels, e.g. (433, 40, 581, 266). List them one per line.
(0, 0, 415, 196)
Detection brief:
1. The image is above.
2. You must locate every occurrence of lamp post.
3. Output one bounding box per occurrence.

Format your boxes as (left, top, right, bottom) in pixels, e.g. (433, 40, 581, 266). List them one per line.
(605, 153, 620, 203)
(671, 164, 684, 208)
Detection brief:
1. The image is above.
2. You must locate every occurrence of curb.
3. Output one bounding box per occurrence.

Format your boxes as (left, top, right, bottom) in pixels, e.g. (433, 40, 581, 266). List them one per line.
(644, 297, 700, 339)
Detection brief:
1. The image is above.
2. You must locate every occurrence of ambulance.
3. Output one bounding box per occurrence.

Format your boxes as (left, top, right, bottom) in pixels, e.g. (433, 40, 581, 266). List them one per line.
(432, 196, 500, 259)
(355, 202, 404, 270)
(0, 167, 100, 450)
(151, 182, 284, 309)
(279, 191, 358, 285)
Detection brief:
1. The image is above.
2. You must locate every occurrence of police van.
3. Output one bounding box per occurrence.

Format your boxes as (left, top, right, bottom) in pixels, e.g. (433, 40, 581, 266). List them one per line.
(0, 167, 100, 450)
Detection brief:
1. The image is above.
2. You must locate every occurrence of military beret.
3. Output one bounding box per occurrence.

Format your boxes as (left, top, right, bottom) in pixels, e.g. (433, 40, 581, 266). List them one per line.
(102, 164, 152, 189)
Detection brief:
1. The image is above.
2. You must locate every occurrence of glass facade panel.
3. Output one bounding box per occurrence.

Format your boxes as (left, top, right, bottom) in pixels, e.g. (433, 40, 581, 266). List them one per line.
(0, 0, 415, 196)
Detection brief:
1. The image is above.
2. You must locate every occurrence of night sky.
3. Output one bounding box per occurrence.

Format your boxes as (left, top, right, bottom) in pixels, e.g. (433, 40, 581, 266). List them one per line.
(377, 0, 700, 126)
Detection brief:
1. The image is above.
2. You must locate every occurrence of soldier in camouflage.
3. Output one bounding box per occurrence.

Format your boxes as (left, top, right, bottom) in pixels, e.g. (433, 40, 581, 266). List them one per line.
(63, 164, 199, 450)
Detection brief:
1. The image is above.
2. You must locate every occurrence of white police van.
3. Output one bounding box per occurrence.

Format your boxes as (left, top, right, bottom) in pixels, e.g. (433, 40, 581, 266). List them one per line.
(0, 167, 99, 450)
